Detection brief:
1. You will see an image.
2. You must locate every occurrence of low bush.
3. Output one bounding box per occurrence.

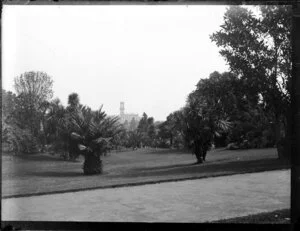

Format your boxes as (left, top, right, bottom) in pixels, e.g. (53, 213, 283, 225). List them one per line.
(2, 121, 39, 154)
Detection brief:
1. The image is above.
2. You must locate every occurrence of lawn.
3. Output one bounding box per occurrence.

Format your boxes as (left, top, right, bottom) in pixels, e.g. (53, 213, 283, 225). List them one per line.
(2, 147, 290, 198)
(214, 209, 290, 223)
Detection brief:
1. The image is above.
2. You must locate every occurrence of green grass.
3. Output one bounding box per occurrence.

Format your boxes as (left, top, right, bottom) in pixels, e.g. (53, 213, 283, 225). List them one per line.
(2, 147, 290, 198)
(214, 209, 290, 223)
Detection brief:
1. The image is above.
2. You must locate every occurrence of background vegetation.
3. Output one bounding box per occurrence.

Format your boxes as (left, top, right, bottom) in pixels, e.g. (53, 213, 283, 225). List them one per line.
(1, 6, 291, 174)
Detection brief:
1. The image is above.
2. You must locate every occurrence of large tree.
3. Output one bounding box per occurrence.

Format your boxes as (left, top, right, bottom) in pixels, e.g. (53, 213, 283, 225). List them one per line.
(184, 88, 231, 163)
(210, 5, 292, 159)
(13, 71, 53, 135)
(2, 90, 38, 154)
(194, 71, 275, 148)
(14, 71, 53, 106)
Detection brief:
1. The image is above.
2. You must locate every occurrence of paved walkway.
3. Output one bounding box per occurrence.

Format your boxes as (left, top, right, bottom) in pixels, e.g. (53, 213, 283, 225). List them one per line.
(2, 170, 290, 222)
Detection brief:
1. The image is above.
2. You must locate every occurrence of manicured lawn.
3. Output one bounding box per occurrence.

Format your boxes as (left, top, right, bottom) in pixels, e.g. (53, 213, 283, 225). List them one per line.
(214, 209, 290, 223)
(2, 148, 290, 198)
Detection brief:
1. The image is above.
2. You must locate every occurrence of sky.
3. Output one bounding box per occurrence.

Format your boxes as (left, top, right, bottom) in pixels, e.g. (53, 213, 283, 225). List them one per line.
(2, 5, 230, 121)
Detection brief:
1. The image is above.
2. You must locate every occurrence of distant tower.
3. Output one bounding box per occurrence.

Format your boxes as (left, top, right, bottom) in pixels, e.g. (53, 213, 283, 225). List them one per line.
(120, 102, 125, 116)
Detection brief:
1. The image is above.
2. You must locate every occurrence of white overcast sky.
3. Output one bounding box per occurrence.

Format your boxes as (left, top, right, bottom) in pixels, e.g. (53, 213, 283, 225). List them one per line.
(2, 5, 231, 121)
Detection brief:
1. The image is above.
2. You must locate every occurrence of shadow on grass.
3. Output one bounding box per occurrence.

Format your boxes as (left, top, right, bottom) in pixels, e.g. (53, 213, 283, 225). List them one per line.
(131, 162, 199, 171)
(120, 158, 290, 179)
(26, 171, 84, 177)
(146, 148, 191, 155)
(145, 147, 232, 155)
(14, 154, 82, 163)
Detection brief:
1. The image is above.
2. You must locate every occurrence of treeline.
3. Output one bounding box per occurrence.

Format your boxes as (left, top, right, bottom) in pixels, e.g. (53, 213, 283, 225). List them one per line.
(2, 72, 125, 175)
(2, 6, 292, 168)
(124, 5, 292, 163)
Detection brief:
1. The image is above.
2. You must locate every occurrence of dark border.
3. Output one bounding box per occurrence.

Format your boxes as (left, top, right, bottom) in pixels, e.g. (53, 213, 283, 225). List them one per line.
(291, 1, 300, 227)
(1, 0, 299, 230)
(0, 0, 298, 6)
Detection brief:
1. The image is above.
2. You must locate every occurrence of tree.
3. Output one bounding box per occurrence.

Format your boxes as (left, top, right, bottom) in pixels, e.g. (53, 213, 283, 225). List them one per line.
(129, 118, 138, 131)
(44, 98, 69, 156)
(110, 125, 128, 150)
(137, 112, 156, 147)
(2, 119, 38, 154)
(126, 130, 141, 149)
(68, 93, 80, 109)
(14, 71, 53, 103)
(194, 71, 276, 149)
(70, 106, 122, 175)
(2, 89, 39, 154)
(2, 90, 17, 118)
(183, 91, 231, 163)
(13, 71, 54, 150)
(66, 93, 82, 160)
(157, 121, 173, 147)
(137, 113, 149, 147)
(210, 6, 292, 159)
(164, 110, 186, 148)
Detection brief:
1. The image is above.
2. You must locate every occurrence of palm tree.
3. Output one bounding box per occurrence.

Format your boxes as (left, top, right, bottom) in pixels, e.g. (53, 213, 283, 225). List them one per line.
(184, 95, 231, 164)
(45, 99, 71, 157)
(70, 106, 121, 175)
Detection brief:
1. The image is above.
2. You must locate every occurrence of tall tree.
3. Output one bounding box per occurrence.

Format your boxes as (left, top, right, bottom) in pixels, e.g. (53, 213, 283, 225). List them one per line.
(210, 5, 292, 158)
(14, 71, 53, 107)
(13, 71, 54, 151)
(184, 90, 231, 163)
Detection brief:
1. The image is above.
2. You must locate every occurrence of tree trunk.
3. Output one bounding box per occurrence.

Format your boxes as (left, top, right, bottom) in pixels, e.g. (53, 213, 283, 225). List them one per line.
(83, 153, 103, 175)
(275, 118, 283, 160)
(274, 115, 286, 160)
(202, 147, 207, 162)
(276, 109, 292, 162)
(194, 141, 203, 164)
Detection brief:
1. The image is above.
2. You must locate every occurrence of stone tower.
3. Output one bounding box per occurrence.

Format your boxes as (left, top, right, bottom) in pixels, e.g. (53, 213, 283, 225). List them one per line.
(120, 102, 125, 116)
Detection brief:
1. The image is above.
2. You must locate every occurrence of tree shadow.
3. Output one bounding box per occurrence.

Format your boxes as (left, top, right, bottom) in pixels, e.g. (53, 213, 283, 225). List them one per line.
(118, 158, 290, 179)
(14, 154, 82, 163)
(146, 148, 191, 155)
(26, 171, 84, 177)
(133, 162, 199, 171)
(25, 170, 111, 178)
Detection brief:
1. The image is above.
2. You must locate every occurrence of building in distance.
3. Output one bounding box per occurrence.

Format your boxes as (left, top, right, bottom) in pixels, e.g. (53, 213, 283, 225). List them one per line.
(117, 102, 141, 130)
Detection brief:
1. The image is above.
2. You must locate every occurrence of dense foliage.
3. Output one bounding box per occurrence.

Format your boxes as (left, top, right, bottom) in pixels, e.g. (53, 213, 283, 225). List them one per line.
(150, 6, 291, 162)
(2, 72, 122, 174)
(210, 5, 292, 159)
(2, 6, 291, 168)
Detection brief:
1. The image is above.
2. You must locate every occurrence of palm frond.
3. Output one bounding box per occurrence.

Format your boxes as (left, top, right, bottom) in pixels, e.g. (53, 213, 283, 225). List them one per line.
(216, 119, 232, 132)
(92, 137, 112, 144)
(78, 144, 87, 151)
(71, 132, 84, 141)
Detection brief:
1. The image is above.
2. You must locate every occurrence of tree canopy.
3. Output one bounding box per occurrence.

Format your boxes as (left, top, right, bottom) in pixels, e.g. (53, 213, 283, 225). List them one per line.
(210, 5, 292, 158)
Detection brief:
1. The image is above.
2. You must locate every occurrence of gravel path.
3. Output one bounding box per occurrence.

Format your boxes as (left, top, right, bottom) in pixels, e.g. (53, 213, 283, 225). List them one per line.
(2, 169, 290, 222)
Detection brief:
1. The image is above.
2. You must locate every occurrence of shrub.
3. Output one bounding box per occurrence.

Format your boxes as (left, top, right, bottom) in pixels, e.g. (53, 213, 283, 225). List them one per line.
(2, 121, 39, 154)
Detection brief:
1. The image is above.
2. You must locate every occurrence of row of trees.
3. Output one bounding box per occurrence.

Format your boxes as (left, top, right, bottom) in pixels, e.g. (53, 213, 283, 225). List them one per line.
(121, 5, 292, 163)
(2, 5, 292, 172)
(2, 72, 123, 174)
